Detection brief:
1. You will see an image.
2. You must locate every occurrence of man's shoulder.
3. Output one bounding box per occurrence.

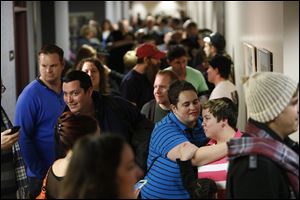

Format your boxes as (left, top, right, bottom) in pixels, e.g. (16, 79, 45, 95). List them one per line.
(153, 114, 178, 132)
(229, 152, 284, 172)
(18, 80, 45, 99)
(164, 66, 172, 71)
(141, 99, 156, 110)
(186, 66, 203, 76)
(122, 70, 141, 80)
(100, 94, 137, 111)
(103, 94, 131, 104)
(220, 80, 236, 89)
(121, 70, 144, 88)
(21, 79, 39, 90)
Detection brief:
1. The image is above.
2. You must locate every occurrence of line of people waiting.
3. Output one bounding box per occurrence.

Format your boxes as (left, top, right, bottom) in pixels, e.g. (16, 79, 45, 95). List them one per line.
(1, 38, 298, 199)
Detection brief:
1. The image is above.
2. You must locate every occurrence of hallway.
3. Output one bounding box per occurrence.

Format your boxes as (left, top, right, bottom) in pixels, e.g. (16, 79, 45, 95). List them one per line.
(1, 1, 299, 140)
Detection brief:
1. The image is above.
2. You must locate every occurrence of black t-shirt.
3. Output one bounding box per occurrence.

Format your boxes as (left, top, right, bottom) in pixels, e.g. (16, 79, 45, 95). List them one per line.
(120, 70, 154, 110)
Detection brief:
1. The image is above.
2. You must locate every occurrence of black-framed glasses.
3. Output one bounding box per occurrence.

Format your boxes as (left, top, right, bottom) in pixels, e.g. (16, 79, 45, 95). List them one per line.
(1, 84, 6, 94)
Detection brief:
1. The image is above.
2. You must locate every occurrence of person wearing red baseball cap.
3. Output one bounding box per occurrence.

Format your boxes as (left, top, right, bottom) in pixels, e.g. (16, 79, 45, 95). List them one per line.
(120, 43, 166, 110)
(136, 43, 166, 60)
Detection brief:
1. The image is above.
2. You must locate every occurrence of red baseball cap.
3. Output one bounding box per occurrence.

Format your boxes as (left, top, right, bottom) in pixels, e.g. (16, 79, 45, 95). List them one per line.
(136, 43, 166, 59)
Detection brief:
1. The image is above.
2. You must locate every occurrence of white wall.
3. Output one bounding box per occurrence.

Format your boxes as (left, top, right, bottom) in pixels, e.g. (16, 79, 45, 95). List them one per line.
(283, 1, 299, 141)
(283, 1, 299, 83)
(26, 1, 42, 81)
(55, 1, 70, 60)
(106, 1, 122, 24)
(105, 1, 130, 24)
(131, 1, 185, 19)
(1, 1, 298, 140)
(187, 1, 218, 32)
(26, 2, 36, 81)
(225, 1, 299, 141)
(1, 1, 17, 121)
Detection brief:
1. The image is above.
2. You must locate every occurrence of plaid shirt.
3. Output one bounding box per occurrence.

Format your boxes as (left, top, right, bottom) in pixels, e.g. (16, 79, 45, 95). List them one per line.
(1, 106, 29, 199)
(227, 119, 299, 198)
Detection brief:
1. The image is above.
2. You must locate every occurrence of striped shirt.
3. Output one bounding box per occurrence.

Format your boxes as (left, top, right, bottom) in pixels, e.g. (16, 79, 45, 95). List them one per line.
(141, 112, 207, 199)
(197, 130, 242, 199)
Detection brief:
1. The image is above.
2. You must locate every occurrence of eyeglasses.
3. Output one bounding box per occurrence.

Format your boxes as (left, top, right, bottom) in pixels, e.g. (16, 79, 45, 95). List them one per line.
(1, 84, 6, 94)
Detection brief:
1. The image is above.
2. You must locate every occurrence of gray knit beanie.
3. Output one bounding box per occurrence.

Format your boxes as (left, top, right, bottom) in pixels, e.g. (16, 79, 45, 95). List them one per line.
(244, 72, 298, 123)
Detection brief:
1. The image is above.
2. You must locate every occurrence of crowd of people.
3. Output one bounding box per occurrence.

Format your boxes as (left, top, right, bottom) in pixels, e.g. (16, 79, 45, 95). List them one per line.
(1, 13, 299, 199)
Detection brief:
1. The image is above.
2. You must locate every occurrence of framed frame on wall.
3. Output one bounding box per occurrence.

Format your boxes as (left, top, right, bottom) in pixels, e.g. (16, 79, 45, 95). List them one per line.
(256, 48, 273, 72)
(243, 42, 256, 76)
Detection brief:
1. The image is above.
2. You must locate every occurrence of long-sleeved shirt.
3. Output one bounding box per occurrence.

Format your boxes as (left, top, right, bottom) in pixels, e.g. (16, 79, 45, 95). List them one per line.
(15, 78, 65, 179)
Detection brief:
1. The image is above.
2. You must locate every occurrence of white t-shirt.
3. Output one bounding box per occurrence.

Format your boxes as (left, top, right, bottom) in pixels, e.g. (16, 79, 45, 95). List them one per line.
(102, 31, 110, 41)
(209, 80, 238, 104)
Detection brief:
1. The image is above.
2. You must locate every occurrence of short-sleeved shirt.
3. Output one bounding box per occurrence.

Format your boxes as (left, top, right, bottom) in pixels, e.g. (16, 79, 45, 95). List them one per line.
(197, 130, 242, 199)
(141, 99, 170, 124)
(209, 80, 238, 105)
(165, 66, 209, 95)
(141, 112, 208, 199)
(120, 70, 154, 110)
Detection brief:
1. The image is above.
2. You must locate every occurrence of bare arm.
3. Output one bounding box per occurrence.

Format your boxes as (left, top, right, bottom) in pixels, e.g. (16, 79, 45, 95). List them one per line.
(167, 141, 198, 161)
(168, 141, 228, 166)
(179, 142, 198, 161)
(191, 142, 227, 166)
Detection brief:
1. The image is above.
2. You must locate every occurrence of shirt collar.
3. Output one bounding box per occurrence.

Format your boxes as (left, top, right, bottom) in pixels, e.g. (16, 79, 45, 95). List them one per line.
(208, 129, 243, 145)
(36, 76, 63, 95)
(169, 112, 202, 132)
(248, 118, 284, 142)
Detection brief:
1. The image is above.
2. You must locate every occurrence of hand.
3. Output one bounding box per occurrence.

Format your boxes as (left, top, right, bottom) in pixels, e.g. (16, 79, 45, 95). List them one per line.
(1, 129, 19, 150)
(179, 142, 198, 161)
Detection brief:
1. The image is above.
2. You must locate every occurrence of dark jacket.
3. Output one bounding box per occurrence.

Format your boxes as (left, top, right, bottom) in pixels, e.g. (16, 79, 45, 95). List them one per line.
(55, 92, 154, 172)
(226, 119, 299, 199)
(95, 92, 154, 172)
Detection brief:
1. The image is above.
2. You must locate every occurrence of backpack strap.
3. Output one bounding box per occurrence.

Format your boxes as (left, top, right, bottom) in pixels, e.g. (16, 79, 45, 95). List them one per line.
(42, 168, 50, 189)
(248, 155, 257, 169)
(241, 132, 257, 169)
(146, 156, 159, 175)
(36, 168, 51, 199)
(148, 99, 156, 122)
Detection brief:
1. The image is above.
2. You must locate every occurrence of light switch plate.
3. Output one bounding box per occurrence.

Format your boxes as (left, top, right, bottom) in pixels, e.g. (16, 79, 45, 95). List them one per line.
(9, 50, 14, 61)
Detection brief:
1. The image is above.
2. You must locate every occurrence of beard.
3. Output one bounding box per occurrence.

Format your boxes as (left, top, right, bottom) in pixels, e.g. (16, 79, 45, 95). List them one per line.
(145, 63, 160, 84)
